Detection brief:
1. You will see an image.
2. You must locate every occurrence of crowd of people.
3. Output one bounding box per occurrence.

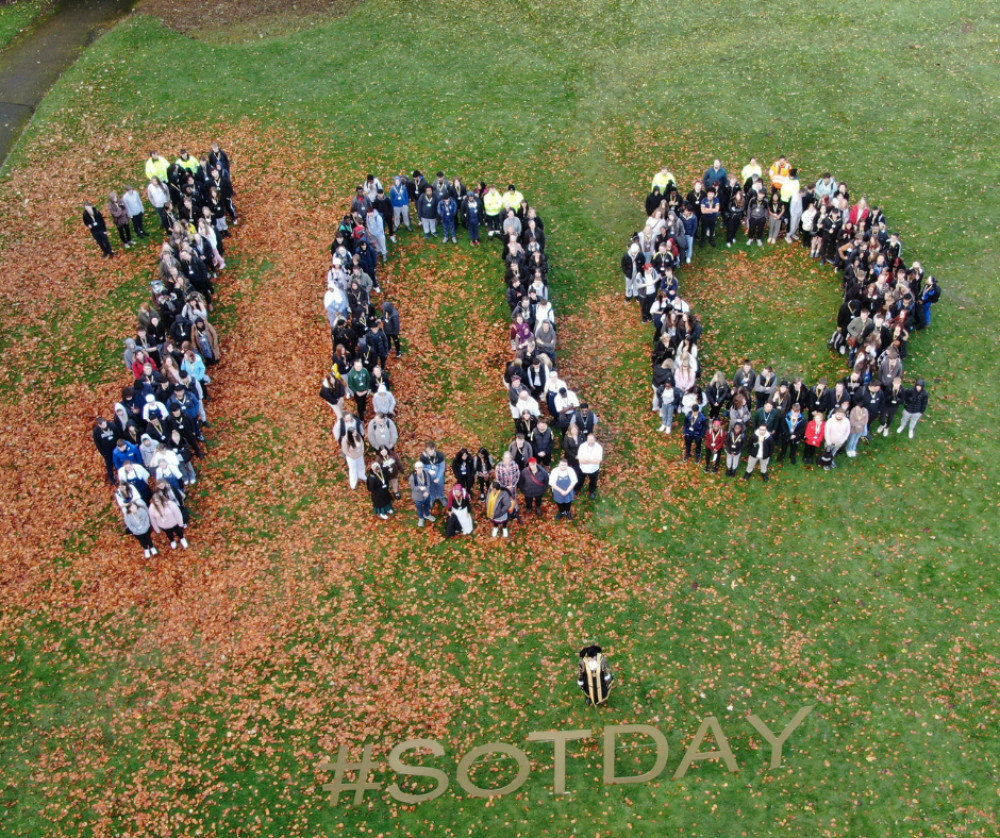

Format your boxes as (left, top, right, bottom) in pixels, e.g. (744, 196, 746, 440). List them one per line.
(321, 171, 603, 537)
(91, 143, 236, 557)
(624, 156, 937, 479)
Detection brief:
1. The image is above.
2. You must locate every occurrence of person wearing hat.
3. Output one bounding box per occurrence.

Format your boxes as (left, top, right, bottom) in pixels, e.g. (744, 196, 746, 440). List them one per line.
(744, 425, 775, 482)
(683, 403, 708, 463)
(704, 418, 726, 473)
(577, 645, 614, 706)
(409, 461, 436, 527)
(519, 457, 549, 515)
(898, 378, 929, 438)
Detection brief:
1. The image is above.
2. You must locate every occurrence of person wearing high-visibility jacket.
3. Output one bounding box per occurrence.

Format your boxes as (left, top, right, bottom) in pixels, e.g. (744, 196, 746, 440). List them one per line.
(175, 149, 199, 173)
(501, 184, 524, 214)
(741, 157, 762, 191)
(145, 152, 170, 183)
(651, 166, 675, 192)
(768, 156, 791, 192)
(483, 185, 504, 237)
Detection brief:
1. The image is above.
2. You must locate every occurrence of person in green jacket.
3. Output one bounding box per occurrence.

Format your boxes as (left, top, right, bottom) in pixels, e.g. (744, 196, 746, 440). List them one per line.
(346, 358, 372, 419)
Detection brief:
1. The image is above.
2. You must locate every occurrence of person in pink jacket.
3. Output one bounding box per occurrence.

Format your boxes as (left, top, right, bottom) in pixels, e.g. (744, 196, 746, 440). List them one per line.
(148, 488, 188, 549)
(823, 406, 851, 470)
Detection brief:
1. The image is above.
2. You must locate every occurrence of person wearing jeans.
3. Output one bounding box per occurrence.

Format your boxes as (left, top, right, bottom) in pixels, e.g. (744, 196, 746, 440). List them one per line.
(409, 462, 435, 527)
(898, 378, 929, 438)
(845, 404, 869, 458)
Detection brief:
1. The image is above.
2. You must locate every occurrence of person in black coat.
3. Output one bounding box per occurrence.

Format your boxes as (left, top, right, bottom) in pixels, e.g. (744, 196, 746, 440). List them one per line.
(724, 422, 747, 476)
(777, 404, 807, 465)
(93, 417, 119, 484)
(529, 418, 554, 467)
(744, 425, 775, 482)
(83, 203, 114, 257)
(898, 378, 929, 437)
(683, 404, 708, 462)
(519, 458, 550, 514)
(858, 382, 885, 439)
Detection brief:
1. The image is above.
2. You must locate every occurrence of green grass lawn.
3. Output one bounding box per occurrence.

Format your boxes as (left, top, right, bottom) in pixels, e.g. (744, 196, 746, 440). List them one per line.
(1, 1, 998, 836)
(0, 0, 47, 52)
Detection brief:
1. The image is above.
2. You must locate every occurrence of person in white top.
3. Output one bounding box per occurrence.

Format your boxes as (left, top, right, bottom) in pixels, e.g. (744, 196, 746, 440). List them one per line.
(553, 385, 580, 431)
(578, 433, 604, 499)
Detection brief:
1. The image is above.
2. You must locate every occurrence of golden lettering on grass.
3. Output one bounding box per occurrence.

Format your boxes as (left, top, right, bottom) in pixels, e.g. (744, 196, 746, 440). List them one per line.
(320, 706, 813, 805)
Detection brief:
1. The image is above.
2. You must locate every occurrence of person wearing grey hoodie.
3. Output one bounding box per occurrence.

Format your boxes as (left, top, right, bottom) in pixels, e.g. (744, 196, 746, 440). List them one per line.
(124, 502, 156, 558)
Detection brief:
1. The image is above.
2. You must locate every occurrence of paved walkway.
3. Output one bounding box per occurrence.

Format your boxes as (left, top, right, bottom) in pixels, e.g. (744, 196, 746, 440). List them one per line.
(0, 0, 137, 169)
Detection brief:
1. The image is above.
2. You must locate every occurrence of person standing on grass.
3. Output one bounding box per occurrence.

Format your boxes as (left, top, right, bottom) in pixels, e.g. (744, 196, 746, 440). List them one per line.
(124, 501, 157, 558)
(410, 461, 436, 527)
(823, 407, 851, 469)
(683, 403, 708, 463)
(420, 441, 447, 511)
(366, 206, 388, 261)
(464, 187, 483, 245)
(699, 188, 720, 247)
(341, 429, 366, 490)
(149, 488, 188, 550)
(437, 191, 459, 244)
(366, 462, 394, 519)
(519, 457, 549, 515)
(445, 482, 474, 537)
(898, 378, 929, 438)
(83, 202, 114, 258)
(347, 358, 372, 420)
(578, 645, 614, 706)
(803, 411, 825, 466)
(390, 176, 411, 234)
(578, 433, 604, 499)
(121, 185, 148, 238)
(704, 418, 726, 473)
(485, 481, 514, 539)
(744, 424, 775, 482)
(418, 185, 438, 238)
(724, 421, 746, 477)
(549, 459, 578, 520)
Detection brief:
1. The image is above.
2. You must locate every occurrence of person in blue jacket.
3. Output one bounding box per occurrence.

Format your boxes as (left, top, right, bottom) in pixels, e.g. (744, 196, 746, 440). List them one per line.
(680, 204, 698, 264)
(390, 176, 411, 233)
(113, 437, 143, 473)
(683, 403, 708, 462)
(437, 194, 458, 243)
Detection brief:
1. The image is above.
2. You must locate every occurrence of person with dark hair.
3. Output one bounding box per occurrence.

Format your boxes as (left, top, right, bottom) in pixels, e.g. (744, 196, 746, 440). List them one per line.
(366, 462, 394, 520)
(485, 481, 514, 538)
(83, 202, 114, 258)
(683, 403, 708, 463)
(898, 378, 929, 438)
(744, 425, 775, 482)
(704, 418, 726, 473)
(577, 645, 614, 706)
(445, 482, 474, 537)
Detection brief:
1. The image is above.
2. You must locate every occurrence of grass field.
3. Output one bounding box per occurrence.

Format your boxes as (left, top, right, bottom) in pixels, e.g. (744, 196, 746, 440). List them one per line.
(0, 1, 998, 836)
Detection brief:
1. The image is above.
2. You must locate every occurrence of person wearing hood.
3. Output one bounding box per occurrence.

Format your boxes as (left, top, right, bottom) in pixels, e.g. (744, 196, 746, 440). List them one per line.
(898, 378, 929, 438)
(621, 242, 643, 300)
(380, 300, 402, 357)
(372, 383, 396, 418)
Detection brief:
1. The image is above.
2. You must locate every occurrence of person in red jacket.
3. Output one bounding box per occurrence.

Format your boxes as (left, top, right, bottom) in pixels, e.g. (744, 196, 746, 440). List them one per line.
(803, 411, 825, 466)
(704, 418, 726, 473)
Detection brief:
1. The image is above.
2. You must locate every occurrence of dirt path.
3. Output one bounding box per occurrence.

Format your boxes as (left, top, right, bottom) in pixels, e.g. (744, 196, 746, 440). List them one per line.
(0, 0, 137, 170)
